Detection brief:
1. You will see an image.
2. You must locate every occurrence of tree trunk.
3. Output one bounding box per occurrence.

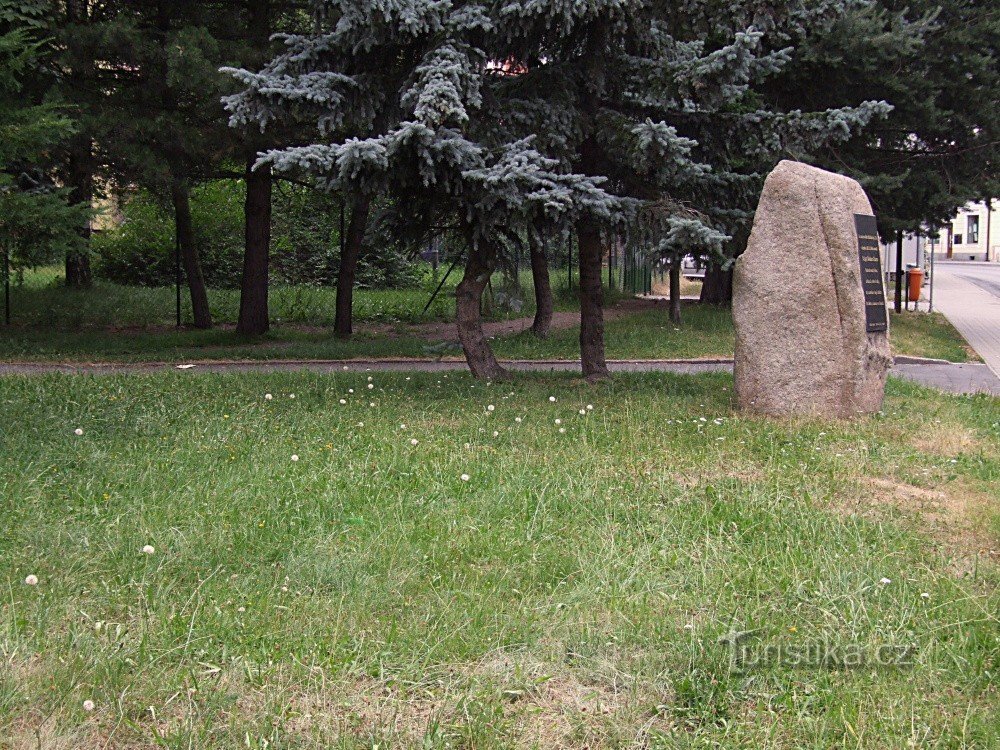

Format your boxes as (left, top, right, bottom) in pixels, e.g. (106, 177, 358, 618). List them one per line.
(64, 0, 92, 288)
(529, 234, 553, 338)
(576, 219, 608, 380)
(700, 264, 731, 305)
(456, 242, 507, 380)
(237, 160, 272, 336)
(65, 139, 92, 286)
(669, 261, 682, 324)
(334, 194, 372, 338)
(171, 177, 212, 329)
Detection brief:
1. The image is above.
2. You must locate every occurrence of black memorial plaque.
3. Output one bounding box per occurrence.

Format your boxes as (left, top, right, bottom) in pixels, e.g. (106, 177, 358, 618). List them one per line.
(854, 213, 888, 333)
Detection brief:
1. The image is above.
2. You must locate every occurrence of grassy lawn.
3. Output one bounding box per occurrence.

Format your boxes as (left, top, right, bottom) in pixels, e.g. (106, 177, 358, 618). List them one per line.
(0, 303, 975, 366)
(0, 269, 978, 364)
(1, 372, 997, 748)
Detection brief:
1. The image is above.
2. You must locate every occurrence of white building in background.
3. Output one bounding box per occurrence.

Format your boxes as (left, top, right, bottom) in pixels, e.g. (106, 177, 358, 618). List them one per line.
(937, 201, 1000, 262)
(879, 200, 1000, 276)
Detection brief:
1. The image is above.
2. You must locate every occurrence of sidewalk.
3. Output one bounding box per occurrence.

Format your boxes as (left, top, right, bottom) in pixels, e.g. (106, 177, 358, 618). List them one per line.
(1, 357, 997, 396)
(930, 261, 1000, 378)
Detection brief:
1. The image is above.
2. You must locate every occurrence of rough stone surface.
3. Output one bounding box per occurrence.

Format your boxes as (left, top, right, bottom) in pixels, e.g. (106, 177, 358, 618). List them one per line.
(733, 160, 891, 418)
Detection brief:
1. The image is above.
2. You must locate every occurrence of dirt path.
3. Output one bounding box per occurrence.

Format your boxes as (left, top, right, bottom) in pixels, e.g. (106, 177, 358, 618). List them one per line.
(388, 296, 669, 341)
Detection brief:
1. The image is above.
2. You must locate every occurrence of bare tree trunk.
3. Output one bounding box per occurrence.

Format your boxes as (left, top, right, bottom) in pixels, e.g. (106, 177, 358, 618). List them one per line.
(334, 194, 372, 338)
(171, 177, 212, 329)
(456, 242, 507, 380)
(65, 134, 93, 287)
(64, 0, 92, 288)
(577, 219, 609, 380)
(669, 261, 682, 324)
(237, 160, 272, 335)
(529, 234, 553, 338)
(699, 264, 732, 305)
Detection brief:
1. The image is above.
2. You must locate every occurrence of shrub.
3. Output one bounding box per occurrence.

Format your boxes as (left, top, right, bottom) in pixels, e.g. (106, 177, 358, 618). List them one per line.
(94, 181, 423, 289)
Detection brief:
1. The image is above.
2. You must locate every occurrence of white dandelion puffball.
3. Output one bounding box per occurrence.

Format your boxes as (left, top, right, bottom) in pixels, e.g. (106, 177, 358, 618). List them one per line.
(367, 383, 374, 390)
(548, 396, 556, 402)
(83, 700, 95, 712)
(291, 454, 299, 462)
(74, 428, 84, 436)
(400, 424, 406, 430)
(586, 404, 593, 410)
(24, 574, 38, 586)
(554, 418, 561, 425)
(920, 592, 930, 600)
(559, 428, 566, 434)
(515, 417, 522, 423)
(289, 394, 296, 399)
(339, 399, 347, 405)
(141, 545, 155, 555)
(460, 473, 470, 482)
(348, 388, 354, 394)
(264, 394, 273, 401)
(879, 577, 891, 585)
(367, 376, 373, 382)
(487, 405, 495, 412)
(342, 365, 349, 370)
(410, 438, 419, 446)
(579, 409, 586, 415)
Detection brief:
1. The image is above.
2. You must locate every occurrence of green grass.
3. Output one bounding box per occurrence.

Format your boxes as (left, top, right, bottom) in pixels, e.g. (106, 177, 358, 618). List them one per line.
(0, 269, 977, 365)
(494, 303, 735, 360)
(889, 311, 980, 363)
(1, 372, 998, 748)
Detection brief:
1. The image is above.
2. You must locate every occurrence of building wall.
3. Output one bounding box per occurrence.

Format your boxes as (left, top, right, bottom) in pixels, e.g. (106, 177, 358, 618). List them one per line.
(940, 201, 1000, 262)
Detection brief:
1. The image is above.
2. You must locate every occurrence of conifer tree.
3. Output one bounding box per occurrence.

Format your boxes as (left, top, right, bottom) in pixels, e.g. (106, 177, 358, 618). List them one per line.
(226, 1, 616, 376)
(230, 0, 888, 378)
(1, 0, 86, 318)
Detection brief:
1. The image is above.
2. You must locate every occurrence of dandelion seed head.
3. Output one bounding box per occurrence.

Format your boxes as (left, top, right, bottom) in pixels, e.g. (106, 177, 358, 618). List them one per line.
(460, 473, 470, 482)
(24, 574, 38, 586)
(83, 700, 95, 712)
(291, 455, 299, 462)
(74, 428, 84, 436)
(141, 545, 155, 555)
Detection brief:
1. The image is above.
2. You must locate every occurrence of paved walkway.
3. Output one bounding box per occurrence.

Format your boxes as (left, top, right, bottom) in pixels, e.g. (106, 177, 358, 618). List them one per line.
(930, 261, 1000, 378)
(1, 358, 997, 396)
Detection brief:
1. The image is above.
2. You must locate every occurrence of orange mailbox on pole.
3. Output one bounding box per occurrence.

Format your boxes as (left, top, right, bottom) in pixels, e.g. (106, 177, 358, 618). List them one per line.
(908, 267, 924, 302)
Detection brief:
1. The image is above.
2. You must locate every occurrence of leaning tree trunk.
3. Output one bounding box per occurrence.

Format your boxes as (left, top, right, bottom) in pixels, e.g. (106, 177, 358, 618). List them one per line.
(669, 261, 682, 324)
(171, 177, 212, 329)
(456, 242, 507, 380)
(334, 194, 372, 338)
(529, 234, 553, 338)
(237, 160, 272, 336)
(576, 219, 609, 380)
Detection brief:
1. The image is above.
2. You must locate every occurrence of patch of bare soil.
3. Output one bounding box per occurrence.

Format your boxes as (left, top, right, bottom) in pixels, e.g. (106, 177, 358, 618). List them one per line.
(909, 423, 982, 457)
(843, 477, 997, 569)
